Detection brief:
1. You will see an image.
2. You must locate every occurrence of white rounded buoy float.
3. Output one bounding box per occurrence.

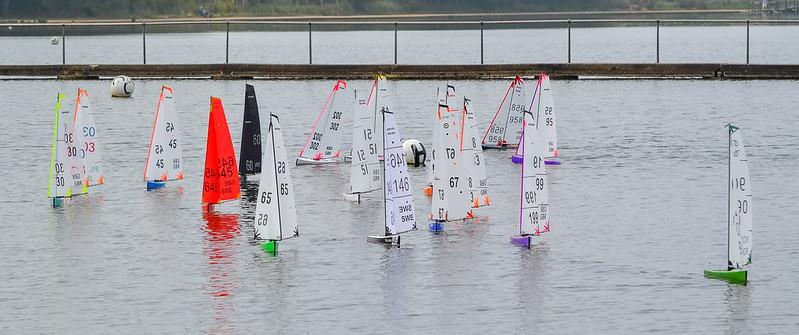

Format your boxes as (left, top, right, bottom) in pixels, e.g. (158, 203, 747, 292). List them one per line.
(402, 139, 426, 167)
(50, 36, 59, 45)
(110, 75, 135, 98)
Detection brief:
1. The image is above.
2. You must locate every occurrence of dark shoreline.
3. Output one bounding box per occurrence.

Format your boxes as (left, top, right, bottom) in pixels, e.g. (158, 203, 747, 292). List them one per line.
(3, 63, 799, 80)
(2, 9, 757, 24)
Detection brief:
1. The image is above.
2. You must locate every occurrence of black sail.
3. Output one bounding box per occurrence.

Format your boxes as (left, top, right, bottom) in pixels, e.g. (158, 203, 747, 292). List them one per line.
(239, 84, 262, 175)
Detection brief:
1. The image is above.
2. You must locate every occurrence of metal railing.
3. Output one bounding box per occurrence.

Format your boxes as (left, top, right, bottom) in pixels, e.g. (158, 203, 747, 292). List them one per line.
(3, 18, 799, 65)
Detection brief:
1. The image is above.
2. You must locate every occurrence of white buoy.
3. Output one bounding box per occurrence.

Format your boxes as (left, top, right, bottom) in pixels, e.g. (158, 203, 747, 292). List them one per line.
(110, 75, 134, 98)
(402, 139, 426, 167)
(50, 36, 59, 45)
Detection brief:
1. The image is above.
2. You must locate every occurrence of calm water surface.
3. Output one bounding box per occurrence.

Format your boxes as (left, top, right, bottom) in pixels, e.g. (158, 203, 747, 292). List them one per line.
(1, 79, 798, 333)
(3, 25, 799, 65)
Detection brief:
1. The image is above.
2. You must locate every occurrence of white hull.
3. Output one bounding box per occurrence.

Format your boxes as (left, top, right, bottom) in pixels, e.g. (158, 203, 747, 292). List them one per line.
(367, 235, 400, 245)
(342, 192, 361, 202)
(295, 157, 342, 165)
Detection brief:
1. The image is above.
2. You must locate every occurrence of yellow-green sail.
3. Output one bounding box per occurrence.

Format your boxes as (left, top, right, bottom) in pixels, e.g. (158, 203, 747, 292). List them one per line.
(47, 94, 64, 198)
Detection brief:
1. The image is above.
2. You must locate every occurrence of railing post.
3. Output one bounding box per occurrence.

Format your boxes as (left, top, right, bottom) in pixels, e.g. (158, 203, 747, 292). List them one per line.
(142, 22, 146, 65)
(394, 21, 398, 65)
(567, 19, 571, 63)
(746, 19, 750, 64)
(480, 20, 484, 65)
(308, 21, 313, 65)
(656, 19, 660, 64)
(225, 21, 230, 64)
(61, 24, 65, 65)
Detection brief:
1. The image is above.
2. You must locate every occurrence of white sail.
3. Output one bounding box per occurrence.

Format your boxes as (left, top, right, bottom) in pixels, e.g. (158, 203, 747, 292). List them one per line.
(538, 74, 558, 158)
(48, 93, 87, 198)
(482, 76, 529, 149)
(431, 86, 470, 222)
(349, 82, 382, 194)
(383, 111, 417, 235)
(144, 86, 184, 182)
(299, 80, 348, 162)
(255, 114, 299, 241)
(73, 88, 103, 187)
(728, 126, 752, 269)
(462, 97, 489, 208)
(426, 86, 455, 185)
(519, 108, 549, 236)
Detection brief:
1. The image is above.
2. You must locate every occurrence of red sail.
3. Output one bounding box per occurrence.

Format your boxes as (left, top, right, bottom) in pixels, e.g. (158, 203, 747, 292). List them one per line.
(202, 97, 241, 205)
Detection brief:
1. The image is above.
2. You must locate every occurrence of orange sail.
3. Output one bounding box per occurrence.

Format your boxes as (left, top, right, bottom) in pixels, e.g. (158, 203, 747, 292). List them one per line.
(202, 97, 241, 205)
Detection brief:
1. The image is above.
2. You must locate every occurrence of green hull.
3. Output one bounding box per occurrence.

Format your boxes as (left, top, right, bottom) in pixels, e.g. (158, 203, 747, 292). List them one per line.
(704, 269, 747, 285)
(261, 241, 278, 255)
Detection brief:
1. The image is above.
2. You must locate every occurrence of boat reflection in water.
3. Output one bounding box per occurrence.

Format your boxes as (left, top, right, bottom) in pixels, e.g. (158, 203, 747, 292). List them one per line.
(202, 212, 240, 334)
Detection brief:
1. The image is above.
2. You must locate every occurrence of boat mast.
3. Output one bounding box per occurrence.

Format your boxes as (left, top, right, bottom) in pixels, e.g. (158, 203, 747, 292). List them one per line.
(382, 107, 389, 237)
(727, 125, 732, 271)
(518, 115, 526, 236)
(271, 116, 283, 241)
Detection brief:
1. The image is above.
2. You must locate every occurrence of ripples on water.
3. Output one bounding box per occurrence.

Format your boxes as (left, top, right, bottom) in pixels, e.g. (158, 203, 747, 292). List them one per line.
(0, 79, 797, 333)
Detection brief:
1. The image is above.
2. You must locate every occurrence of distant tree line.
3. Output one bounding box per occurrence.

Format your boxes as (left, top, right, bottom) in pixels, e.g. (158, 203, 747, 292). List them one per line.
(0, 0, 753, 19)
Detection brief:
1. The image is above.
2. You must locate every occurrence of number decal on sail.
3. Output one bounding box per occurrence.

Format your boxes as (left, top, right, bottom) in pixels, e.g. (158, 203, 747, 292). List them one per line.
(277, 161, 286, 174)
(260, 191, 272, 204)
(524, 191, 536, 204)
(732, 177, 746, 191)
